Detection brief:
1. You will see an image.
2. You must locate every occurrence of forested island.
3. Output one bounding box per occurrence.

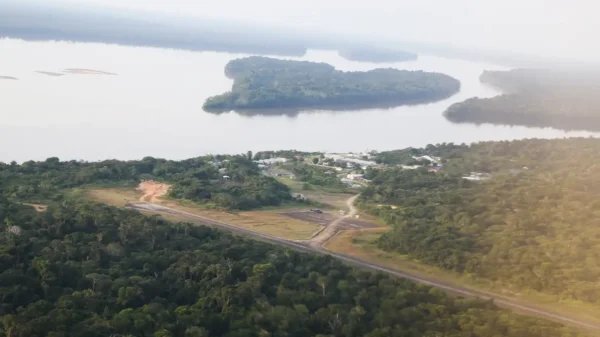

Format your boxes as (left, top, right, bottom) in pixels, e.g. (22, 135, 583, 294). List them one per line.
(338, 47, 418, 63)
(203, 56, 460, 114)
(361, 138, 600, 306)
(444, 69, 600, 131)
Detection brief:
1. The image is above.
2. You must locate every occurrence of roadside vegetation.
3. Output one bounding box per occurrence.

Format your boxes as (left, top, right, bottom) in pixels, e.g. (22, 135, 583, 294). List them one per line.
(0, 196, 586, 337)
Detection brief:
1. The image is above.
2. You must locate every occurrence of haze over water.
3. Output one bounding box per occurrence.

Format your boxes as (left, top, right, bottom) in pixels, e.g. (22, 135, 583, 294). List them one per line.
(0, 38, 596, 163)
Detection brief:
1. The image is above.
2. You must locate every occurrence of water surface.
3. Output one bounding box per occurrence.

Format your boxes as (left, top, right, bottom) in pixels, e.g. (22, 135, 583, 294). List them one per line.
(0, 39, 595, 162)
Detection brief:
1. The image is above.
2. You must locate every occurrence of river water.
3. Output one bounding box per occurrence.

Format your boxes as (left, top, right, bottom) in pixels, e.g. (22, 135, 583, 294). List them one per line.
(0, 38, 596, 162)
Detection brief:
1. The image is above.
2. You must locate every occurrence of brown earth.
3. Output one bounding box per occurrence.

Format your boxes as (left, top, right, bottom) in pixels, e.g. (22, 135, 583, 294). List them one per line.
(282, 211, 380, 230)
(23, 203, 48, 212)
(137, 181, 171, 203)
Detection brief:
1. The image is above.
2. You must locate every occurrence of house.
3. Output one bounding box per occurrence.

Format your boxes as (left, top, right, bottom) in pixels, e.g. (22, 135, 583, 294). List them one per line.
(401, 165, 421, 170)
(292, 193, 306, 201)
(341, 178, 353, 185)
(462, 172, 491, 181)
(351, 184, 362, 189)
(254, 157, 288, 165)
(218, 168, 228, 174)
(347, 173, 364, 180)
(412, 155, 441, 164)
(222, 175, 231, 180)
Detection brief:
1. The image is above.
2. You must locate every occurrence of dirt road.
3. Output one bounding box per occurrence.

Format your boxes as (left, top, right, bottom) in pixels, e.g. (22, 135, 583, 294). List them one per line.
(125, 198, 600, 332)
(137, 181, 170, 203)
(308, 194, 359, 248)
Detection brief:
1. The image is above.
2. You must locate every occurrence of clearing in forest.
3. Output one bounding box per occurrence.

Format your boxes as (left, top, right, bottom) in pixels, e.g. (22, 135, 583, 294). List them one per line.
(83, 185, 322, 240)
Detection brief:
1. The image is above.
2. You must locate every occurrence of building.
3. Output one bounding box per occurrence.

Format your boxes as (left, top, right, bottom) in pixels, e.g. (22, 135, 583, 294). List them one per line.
(412, 155, 441, 164)
(462, 172, 491, 181)
(222, 175, 231, 180)
(254, 157, 288, 165)
(292, 193, 306, 201)
(347, 173, 364, 180)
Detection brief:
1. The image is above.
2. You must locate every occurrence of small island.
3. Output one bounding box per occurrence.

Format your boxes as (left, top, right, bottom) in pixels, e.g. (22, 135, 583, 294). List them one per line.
(0, 76, 18, 80)
(203, 56, 460, 114)
(444, 69, 600, 132)
(338, 47, 418, 63)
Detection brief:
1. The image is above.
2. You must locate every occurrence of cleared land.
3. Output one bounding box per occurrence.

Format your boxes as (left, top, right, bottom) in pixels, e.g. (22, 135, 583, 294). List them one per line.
(282, 211, 380, 230)
(22, 203, 48, 212)
(83, 187, 322, 240)
(324, 228, 600, 327)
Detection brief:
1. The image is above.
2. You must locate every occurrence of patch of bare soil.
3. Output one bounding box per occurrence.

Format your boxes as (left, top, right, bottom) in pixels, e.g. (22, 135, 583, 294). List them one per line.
(136, 181, 172, 203)
(23, 203, 48, 212)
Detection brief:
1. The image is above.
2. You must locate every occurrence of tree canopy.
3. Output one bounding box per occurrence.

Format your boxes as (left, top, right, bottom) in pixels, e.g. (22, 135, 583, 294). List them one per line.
(203, 56, 460, 113)
(0, 196, 585, 337)
(361, 138, 600, 305)
(0, 155, 290, 210)
(444, 69, 600, 131)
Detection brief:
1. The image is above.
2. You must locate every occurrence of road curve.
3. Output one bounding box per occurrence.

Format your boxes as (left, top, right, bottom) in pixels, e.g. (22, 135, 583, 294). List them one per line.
(309, 194, 359, 248)
(126, 201, 600, 332)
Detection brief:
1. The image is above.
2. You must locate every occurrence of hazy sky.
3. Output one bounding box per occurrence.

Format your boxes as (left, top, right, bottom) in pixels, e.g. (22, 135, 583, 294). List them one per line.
(28, 0, 600, 61)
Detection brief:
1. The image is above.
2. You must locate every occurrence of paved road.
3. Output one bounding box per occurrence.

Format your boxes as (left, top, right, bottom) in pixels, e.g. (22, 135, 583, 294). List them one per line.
(126, 201, 600, 332)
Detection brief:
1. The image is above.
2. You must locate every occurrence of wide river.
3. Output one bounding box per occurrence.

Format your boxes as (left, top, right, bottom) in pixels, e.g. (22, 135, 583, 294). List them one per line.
(0, 38, 596, 162)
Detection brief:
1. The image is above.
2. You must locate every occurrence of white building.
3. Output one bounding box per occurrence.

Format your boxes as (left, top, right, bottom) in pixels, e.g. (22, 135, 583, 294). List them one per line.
(412, 155, 441, 164)
(254, 157, 288, 165)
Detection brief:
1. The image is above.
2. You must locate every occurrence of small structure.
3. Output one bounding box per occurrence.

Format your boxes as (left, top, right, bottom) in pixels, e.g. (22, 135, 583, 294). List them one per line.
(351, 184, 362, 189)
(222, 175, 231, 180)
(347, 173, 364, 180)
(412, 155, 441, 164)
(254, 157, 288, 165)
(428, 167, 441, 173)
(341, 178, 353, 185)
(310, 209, 323, 214)
(292, 193, 306, 201)
(462, 172, 491, 181)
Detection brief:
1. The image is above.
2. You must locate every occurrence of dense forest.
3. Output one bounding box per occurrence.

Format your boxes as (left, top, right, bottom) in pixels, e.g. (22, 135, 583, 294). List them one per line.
(444, 69, 600, 131)
(203, 57, 460, 113)
(361, 138, 600, 305)
(0, 155, 290, 210)
(0, 195, 586, 337)
(338, 48, 417, 63)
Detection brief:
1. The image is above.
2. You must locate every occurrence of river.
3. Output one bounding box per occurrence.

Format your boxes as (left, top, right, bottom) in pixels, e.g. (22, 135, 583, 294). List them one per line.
(0, 38, 596, 162)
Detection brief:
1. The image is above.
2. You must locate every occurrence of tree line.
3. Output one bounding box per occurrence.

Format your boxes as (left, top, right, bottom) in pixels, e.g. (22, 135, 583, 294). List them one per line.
(0, 155, 290, 210)
(444, 69, 600, 132)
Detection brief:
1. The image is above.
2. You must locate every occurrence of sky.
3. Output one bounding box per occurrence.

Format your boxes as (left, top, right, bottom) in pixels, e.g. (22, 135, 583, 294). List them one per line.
(21, 0, 600, 62)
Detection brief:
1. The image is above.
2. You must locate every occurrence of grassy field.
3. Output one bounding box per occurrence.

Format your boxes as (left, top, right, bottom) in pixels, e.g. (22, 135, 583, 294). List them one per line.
(80, 188, 322, 240)
(275, 176, 353, 210)
(324, 228, 600, 326)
